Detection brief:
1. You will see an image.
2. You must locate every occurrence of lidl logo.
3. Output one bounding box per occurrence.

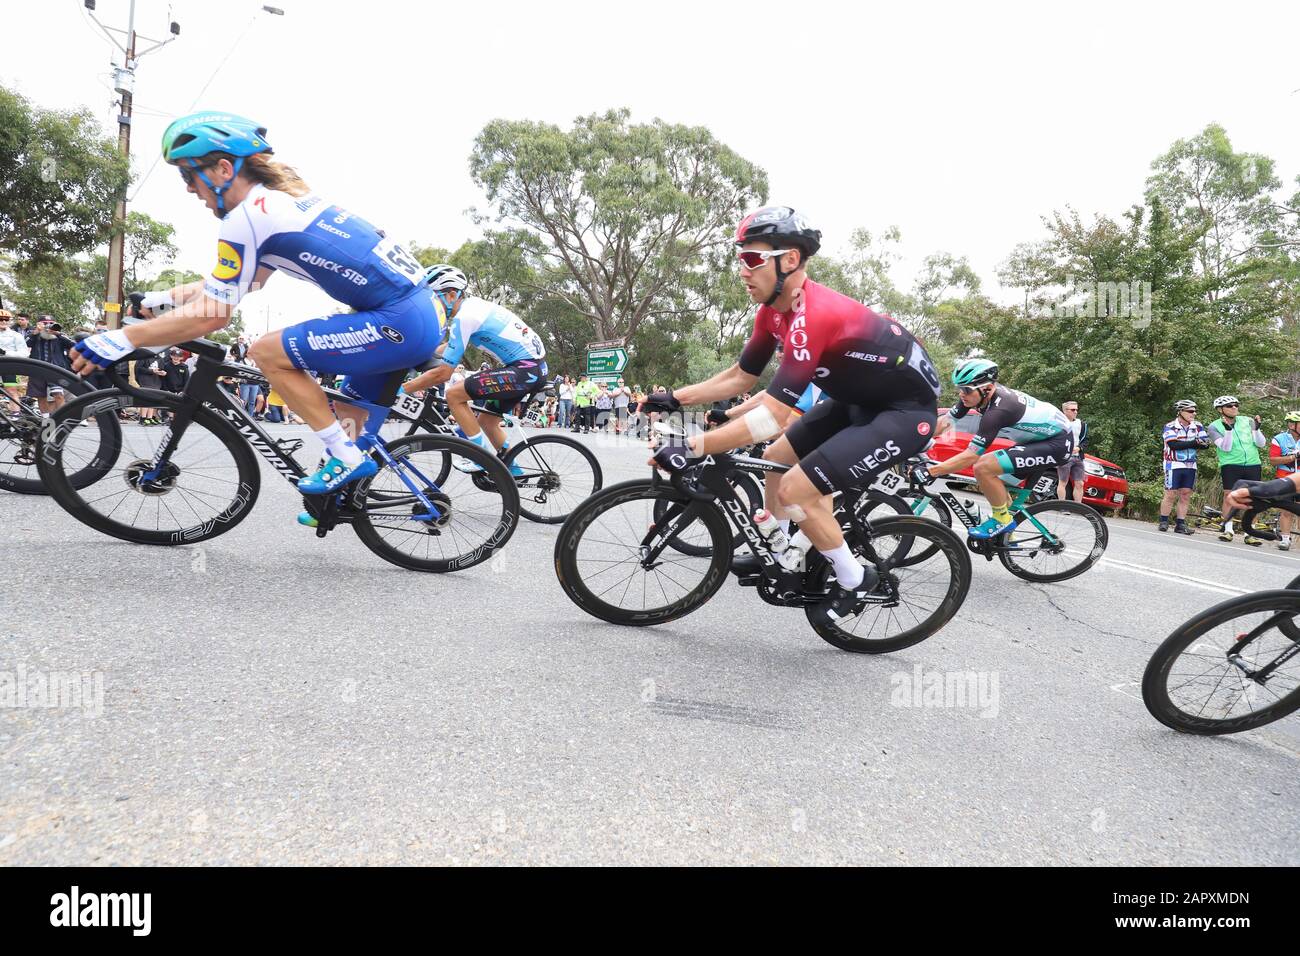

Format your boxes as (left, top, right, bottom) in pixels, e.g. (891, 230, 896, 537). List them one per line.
(213, 240, 244, 282)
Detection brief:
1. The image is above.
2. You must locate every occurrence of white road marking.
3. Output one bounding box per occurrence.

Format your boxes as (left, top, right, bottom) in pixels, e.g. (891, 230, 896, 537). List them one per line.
(1096, 556, 1252, 596)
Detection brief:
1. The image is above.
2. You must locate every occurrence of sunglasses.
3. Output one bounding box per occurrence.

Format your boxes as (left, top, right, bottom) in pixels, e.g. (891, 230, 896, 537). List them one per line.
(178, 163, 215, 187)
(958, 385, 984, 395)
(737, 249, 792, 270)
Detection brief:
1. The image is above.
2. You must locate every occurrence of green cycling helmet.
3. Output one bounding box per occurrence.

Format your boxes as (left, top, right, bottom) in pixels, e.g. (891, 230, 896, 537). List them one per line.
(952, 358, 999, 388)
(1285, 411, 1300, 424)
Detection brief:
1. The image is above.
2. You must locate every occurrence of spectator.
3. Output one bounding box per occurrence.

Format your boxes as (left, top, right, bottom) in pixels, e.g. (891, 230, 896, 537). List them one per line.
(0, 310, 27, 357)
(12, 314, 31, 336)
(1159, 399, 1208, 534)
(0, 311, 25, 414)
(594, 381, 613, 432)
(130, 347, 165, 425)
(1056, 400, 1088, 503)
(24, 318, 75, 414)
(557, 375, 575, 430)
(1268, 411, 1300, 550)
(227, 341, 260, 416)
(159, 348, 191, 393)
(574, 374, 598, 433)
(611, 377, 631, 435)
(628, 384, 647, 438)
(1208, 395, 1266, 545)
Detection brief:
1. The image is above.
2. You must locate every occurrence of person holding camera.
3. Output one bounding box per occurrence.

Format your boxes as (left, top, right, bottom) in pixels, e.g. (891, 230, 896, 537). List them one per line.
(25, 317, 75, 413)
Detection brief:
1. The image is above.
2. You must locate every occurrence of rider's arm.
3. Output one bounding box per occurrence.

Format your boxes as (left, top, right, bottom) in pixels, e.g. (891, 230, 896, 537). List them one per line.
(405, 362, 452, 391)
(690, 392, 793, 456)
(673, 363, 759, 407)
(930, 445, 979, 477)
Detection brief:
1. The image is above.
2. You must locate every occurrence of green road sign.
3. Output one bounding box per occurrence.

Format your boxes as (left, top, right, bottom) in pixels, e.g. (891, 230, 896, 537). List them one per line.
(586, 347, 628, 377)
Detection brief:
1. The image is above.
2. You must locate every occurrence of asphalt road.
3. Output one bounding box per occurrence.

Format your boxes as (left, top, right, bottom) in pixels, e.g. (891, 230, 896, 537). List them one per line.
(1, 426, 1297, 865)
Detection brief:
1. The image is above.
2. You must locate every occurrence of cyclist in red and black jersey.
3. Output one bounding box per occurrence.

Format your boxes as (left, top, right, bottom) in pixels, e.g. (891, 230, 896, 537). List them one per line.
(640, 206, 942, 626)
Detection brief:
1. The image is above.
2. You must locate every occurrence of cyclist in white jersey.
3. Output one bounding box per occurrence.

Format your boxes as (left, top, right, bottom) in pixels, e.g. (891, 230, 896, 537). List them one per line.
(68, 112, 447, 496)
(403, 265, 547, 465)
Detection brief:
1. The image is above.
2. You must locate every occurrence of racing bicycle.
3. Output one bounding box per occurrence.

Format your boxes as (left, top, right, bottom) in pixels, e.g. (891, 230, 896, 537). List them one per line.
(364, 383, 601, 523)
(36, 337, 519, 572)
(554, 445, 972, 653)
(862, 459, 1108, 582)
(1143, 491, 1300, 734)
(0, 354, 120, 495)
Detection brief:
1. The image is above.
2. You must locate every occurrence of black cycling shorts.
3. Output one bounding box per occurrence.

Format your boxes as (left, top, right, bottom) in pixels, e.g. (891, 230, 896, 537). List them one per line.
(785, 398, 937, 495)
(992, 432, 1072, 479)
(464, 359, 549, 416)
(1220, 463, 1262, 491)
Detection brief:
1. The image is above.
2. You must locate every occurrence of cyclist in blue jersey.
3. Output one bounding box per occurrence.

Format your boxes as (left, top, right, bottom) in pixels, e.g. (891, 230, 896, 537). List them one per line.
(403, 265, 547, 469)
(67, 112, 446, 496)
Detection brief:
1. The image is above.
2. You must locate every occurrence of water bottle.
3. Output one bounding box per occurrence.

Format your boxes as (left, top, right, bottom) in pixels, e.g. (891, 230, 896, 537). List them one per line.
(753, 508, 789, 554)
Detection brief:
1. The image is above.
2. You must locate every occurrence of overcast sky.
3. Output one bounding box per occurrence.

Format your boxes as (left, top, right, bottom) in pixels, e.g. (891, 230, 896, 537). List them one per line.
(7, 0, 1300, 335)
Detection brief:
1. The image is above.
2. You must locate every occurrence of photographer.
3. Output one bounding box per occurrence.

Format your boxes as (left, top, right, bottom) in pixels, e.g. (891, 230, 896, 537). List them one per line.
(25, 317, 75, 413)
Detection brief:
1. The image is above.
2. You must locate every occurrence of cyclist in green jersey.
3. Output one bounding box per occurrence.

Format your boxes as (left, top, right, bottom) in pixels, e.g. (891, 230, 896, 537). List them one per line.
(913, 359, 1071, 538)
(1207, 395, 1266, 544)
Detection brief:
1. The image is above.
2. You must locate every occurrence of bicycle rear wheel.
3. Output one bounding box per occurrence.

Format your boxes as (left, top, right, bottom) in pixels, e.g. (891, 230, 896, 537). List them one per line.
(0, 357, 120, 495)
(806, 515, 971, 654)
(38, 390, 261, 545)
(998, 499, 1107, 582)
(350, 434, 520, 572)
(1143, 589, 1300, 735)
(555, 479, 733, 626)
(503, 434, 602, 523)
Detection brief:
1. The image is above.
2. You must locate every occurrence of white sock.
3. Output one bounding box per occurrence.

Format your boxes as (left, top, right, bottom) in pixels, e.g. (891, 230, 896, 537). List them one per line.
(315, 422, 364, 467)
(1224, 520, 1234, 534)
(821, 542, 865, 590)
(464, 429, 491, 451)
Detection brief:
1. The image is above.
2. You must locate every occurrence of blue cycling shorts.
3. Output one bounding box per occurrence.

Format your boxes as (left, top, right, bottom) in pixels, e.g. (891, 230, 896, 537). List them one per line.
(281, 291, 446, 403)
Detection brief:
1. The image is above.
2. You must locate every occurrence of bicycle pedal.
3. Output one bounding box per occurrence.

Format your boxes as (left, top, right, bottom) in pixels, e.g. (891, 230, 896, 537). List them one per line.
(735, 574, 761, 587)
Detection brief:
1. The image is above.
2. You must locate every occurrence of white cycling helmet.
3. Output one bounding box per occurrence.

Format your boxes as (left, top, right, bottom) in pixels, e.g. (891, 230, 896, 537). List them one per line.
(1173, 399, 1197, 412)
(422, 264, 468, 293)
(1212, 395, 1240, 409)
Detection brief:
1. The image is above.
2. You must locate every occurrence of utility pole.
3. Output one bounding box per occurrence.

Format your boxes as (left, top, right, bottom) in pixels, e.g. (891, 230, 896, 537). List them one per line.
(84, 1, 180, 329)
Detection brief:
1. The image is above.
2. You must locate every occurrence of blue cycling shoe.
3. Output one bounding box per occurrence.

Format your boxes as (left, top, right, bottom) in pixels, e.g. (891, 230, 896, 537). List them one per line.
(297, 456, 377, 495)
(967, 515, 1014, 539)
(508, 462, 525, 478)
(297, 511, 319, 528)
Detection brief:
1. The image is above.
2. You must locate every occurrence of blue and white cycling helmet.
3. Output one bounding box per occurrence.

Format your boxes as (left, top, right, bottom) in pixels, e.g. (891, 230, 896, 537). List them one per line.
(422, 264, 468, 293)
(162, 112, 272, 213)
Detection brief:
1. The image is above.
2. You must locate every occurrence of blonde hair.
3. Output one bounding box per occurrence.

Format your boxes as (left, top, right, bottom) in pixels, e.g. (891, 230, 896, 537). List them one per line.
(241, 153, 311, 197)
(192, 150, 311, 197)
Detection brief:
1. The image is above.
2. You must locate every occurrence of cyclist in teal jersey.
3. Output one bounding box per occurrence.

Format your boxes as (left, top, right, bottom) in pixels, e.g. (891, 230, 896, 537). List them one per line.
(1267, 411, 1300, 550)
(914, 359, 1070, 538)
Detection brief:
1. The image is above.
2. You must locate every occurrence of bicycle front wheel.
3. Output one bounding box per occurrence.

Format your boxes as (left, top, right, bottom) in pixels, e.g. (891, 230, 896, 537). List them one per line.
(38, 390, 261, 545)
(555, 479, 733, 626)
(1, 356, 121, 495)
(350, 434, 520, 572)
(503, 434, 602, 523)
(1143, 589, 1300, 735)
(998, 499, 1107, 583)
(806, 515, 971, 654)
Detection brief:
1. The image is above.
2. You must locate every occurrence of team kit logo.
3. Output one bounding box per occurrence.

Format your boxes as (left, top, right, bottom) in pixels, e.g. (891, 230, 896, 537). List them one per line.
(212, 240, 244, 282)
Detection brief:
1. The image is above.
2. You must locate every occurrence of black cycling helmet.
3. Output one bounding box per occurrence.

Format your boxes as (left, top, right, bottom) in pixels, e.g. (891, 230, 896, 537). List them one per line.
(734, 205, 822, 306)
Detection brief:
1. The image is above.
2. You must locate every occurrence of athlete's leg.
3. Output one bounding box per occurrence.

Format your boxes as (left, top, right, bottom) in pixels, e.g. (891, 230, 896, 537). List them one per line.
(445, 380, 480, 437)
(973, 452, 1011, 509)
(760, 435, 799, 520)
(248, 335, 336, 430)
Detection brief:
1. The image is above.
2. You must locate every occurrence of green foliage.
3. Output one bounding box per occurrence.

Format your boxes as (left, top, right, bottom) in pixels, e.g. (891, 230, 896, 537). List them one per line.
(469, 108, 767, 342)
(0, 86, 131, 264)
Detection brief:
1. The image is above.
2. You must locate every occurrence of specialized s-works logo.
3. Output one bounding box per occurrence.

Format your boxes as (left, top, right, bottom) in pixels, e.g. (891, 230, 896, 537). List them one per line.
(212, 240, 244, 282)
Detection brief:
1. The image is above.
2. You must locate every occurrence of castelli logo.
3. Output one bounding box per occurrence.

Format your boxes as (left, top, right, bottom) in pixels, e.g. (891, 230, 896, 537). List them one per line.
(918, 421, 931, 436)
